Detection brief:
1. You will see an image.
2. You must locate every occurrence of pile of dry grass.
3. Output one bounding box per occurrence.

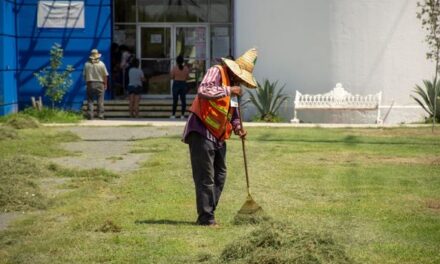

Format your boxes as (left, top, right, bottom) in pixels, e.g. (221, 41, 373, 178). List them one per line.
(0, 156, 52, 211)
(233, 209, 272, 225)
(0, 126, 18, 140)
(5, 115, 40, 129)
(219, 221, 355, 264)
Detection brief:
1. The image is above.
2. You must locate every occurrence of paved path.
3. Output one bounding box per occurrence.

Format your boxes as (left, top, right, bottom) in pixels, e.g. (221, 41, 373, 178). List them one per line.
(44, 118, 431, 128)
(51, 126, 183, 173)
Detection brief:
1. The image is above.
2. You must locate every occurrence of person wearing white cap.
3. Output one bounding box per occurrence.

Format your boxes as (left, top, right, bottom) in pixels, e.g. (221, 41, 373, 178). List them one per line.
(182, 48, 258, 227)
(83, 49, 109, 119)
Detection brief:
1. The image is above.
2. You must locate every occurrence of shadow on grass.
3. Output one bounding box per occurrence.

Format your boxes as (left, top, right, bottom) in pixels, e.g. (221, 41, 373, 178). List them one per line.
(135, 219, 195, 226)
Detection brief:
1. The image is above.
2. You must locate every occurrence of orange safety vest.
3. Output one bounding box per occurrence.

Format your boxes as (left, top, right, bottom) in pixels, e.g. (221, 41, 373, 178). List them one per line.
(190, 65, 233, 141)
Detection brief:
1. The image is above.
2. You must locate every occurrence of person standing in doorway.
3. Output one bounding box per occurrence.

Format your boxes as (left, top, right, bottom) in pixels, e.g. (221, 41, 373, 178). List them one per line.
(182, 48, 258, 227)
(127, 58, 145, 118)
(170, 55, 190, 119)
(83, 49, 109, 120)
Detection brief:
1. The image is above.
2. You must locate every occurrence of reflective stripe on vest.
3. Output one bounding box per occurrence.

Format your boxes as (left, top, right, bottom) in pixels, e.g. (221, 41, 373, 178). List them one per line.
(189, 65, 233, 141)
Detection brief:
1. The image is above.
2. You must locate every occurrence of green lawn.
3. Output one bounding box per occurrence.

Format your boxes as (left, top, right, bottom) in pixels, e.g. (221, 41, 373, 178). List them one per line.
(1, 127, 440, 263)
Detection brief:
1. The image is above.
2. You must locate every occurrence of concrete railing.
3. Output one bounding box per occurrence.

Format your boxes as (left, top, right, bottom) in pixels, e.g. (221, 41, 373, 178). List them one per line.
(291, 83, 382, 124)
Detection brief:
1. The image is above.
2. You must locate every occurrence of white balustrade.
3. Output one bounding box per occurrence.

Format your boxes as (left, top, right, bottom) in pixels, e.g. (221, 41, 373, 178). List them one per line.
(291, 83, 382, 124)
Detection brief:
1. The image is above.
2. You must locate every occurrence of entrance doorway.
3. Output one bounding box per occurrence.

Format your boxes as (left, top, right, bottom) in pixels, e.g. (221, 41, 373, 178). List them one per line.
(138, 24, 208, 97)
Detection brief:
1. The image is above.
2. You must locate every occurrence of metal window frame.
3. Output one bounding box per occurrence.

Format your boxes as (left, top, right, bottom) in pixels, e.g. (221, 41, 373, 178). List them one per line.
(112, 0, 235, 97)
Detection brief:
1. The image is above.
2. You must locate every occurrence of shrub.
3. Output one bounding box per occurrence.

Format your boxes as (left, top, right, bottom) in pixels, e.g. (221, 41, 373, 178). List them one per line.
(411, 79, 440, 122)
(416, 1, 440, 128)
(34, 43, 74, 109)
(246, 79, 289, 122)
(22, 107, 83, 123)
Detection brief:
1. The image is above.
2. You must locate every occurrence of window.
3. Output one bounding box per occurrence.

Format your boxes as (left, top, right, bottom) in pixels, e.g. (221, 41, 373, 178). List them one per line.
(114, 0, 136, 23)
(210, 0, 231, 23)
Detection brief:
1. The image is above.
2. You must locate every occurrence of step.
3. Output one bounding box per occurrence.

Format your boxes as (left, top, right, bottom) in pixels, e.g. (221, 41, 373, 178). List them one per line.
(82, 105, 190, 111)
(82, 99, 194, 118)
(83, 99, 194, 105)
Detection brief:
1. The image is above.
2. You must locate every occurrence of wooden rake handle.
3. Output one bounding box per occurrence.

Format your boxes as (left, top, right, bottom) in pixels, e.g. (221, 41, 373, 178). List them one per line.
(237, 104, 251, 196)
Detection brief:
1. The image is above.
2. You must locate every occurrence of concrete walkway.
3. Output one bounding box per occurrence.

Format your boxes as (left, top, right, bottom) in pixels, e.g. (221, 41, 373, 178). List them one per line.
(43, 118, 431, 128)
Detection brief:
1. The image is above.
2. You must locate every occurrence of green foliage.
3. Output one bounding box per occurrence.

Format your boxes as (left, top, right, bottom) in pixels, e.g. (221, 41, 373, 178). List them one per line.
(246, 79, 289, 122)
(0, 108, 83, 124)
(34, 43, 74, 108)
(22, 107, 83, 123)
(417, 0, 440, 127)
(411, 79, 440, 122)
(417, 0, 440, 63)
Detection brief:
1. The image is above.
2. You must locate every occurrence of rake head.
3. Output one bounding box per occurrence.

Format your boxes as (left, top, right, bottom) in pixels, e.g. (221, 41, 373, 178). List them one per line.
(237, 194, 263, 215)
(233, 194, 270, 225)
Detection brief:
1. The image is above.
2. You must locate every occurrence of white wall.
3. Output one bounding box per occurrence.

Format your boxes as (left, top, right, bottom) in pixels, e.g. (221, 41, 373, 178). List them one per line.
(235, 0, 432, 123)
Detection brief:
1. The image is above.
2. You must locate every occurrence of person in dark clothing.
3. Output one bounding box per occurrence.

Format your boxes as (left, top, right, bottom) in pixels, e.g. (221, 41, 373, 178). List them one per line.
(182, 48, 258, 227)
(170, 55, 190, 119)
(127, 59, 145, 118)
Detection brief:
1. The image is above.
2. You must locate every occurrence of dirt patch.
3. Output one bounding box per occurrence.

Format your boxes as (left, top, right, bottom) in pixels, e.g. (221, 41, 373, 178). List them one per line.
(426, 199, 440, 210)
(96, 220, 122, 233)
(305, 153, 440, 166)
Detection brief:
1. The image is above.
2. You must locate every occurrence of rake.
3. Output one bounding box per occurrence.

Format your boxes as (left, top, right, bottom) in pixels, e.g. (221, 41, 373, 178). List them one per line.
(235, 103, 263, 216)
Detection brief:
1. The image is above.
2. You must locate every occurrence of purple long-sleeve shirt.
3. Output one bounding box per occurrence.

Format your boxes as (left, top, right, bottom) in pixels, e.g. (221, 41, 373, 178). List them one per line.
(182, 66, 241, 146)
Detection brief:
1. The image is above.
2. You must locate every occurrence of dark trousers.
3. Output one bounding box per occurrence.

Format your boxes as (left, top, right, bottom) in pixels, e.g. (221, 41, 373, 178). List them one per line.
(187, 132, 227, 225)
(87, 82, 105, 118)
(172, 81, 187, 116)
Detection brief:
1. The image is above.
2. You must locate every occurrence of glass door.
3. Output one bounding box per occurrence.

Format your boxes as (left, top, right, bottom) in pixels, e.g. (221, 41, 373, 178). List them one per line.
(138, 24, 209, 96)
(139, 26, 171, 95)
(174, 26, 208, 95)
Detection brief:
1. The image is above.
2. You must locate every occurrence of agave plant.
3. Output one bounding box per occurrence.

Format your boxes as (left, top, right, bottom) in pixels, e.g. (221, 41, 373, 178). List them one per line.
(246, 79, 289, 122)
(411, 79, 440, 122)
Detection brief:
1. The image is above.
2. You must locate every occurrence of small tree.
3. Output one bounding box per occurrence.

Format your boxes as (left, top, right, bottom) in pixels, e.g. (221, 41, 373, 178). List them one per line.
(34, 43, 74, 109)
(417, 0, 440, 130)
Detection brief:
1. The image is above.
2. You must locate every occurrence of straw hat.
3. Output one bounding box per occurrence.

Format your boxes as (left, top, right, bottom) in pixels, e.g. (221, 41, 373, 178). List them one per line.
(89, 49, 102, 60)
(222, 48, 258, 88)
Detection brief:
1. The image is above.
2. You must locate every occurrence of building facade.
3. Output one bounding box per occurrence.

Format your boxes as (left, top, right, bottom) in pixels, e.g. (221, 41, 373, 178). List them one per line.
(0, 0, 432, 123)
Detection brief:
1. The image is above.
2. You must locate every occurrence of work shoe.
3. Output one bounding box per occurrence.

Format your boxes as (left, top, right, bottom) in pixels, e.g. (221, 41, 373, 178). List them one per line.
(208, 222, 220, 228)
(196, 219, 219, 228)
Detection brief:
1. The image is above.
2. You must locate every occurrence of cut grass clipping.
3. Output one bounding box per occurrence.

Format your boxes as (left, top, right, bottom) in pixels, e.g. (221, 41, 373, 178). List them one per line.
(4, 115, 40, 129)
(233, 205, 272, 225)
(218, 221, 355, 264)
(0, 155, 51, 212)
(0, 126, 18, 140)
(48, 163, 119, 183)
